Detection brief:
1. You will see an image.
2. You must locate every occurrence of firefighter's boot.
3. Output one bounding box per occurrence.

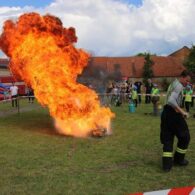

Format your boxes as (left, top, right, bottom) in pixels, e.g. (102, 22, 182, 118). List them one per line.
(174, 148, 189, 166)
(162, 157, 173, 172)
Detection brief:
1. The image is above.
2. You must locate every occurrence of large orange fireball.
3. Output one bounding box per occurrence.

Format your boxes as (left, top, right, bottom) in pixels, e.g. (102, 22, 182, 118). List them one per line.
(0, 12, 115, 137)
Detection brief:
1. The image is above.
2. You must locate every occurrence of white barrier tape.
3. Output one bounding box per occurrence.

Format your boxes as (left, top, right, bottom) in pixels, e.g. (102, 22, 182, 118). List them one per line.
(1, 92, 194, 104)
(129, 186, 195, 195)
(97, 93, 164, 96)
(97, 93, 195, 97)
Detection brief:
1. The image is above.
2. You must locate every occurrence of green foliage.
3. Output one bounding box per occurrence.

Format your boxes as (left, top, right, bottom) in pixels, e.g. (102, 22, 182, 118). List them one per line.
(142, 53, 154, 84)
(183, 45, 195, 74)
(136, 52, 156, 56)
(0, 100, 195, 194)
(136, 52, 148, 56)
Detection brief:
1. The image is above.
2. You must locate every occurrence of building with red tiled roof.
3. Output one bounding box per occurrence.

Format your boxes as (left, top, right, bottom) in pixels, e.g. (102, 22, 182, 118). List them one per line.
(0, 46, 189, 85)
(84, 55, 185, 80)
(169, 46, 190, 62)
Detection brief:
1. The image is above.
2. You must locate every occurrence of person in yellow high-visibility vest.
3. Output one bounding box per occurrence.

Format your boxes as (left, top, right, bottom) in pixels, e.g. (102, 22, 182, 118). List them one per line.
(185, 85, 193, 113)
(151, 84, 160, 115)
(131, 86, 138, 107)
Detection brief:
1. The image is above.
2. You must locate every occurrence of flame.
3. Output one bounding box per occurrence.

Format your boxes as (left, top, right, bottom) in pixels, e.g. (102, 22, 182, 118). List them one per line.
(0, 13, 115, 137)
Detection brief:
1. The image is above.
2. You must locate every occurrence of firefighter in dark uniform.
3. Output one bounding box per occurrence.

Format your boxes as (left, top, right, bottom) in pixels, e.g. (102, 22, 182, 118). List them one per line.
(160, 70, 191, 172)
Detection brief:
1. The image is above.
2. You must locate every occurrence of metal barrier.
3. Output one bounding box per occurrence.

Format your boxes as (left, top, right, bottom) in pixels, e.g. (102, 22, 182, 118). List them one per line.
(0, 96, 35, 115)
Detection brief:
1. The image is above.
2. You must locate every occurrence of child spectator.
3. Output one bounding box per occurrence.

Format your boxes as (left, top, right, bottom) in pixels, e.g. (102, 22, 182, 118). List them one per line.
(3, 89, 10, 100)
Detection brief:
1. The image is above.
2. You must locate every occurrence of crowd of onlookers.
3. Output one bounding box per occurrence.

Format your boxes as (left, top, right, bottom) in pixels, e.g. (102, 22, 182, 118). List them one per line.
(96, 78, 158, 106)
(1, 78, 194, 114)
(94, 78, 195, 114)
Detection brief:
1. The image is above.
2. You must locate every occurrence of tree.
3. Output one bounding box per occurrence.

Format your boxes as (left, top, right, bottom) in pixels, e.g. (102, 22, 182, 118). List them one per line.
(183, 45, 195, 76)
(142, 53, 154, 84)
(136, 52, 156, 56)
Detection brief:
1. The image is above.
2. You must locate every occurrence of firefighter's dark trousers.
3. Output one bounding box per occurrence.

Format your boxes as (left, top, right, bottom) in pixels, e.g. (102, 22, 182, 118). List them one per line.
(160, 105, 190, 170)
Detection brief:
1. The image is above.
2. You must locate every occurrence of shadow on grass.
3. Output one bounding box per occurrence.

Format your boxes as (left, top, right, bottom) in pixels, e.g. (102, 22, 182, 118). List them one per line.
(0, 108, 69, 138)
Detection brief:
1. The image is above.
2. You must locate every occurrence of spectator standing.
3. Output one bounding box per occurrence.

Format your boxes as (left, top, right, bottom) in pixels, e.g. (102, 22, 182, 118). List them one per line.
(145, 79, 153, 104)
(151, 84, 160, 115)
(131, 86, 138, 107)
(120, 81, 127, 103)
(191, 83, 195, 107)
(10, 82, 19, 107)
(111, 83, 118, 105)
(105, 81, 113, 106)
(27, 87, 34, 103)
(134, 80, 142, 104)
(184, 85, 193, 113)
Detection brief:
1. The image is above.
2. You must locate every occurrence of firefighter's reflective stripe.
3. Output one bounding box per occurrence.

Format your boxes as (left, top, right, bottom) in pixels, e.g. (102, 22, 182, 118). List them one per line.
(163, 152, 173, 157)
(176, 147, 187, 154)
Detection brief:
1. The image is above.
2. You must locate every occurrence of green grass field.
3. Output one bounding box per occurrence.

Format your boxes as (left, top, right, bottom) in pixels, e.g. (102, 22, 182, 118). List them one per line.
(0, 99, 195, 195)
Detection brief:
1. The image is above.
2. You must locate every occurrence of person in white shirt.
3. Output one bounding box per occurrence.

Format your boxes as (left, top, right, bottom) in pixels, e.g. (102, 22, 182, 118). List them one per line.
(10, 82, 19, 107)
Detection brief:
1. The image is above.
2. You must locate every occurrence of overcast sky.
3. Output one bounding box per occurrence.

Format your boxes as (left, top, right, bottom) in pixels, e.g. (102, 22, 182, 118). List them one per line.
(0, 0, 195, 58)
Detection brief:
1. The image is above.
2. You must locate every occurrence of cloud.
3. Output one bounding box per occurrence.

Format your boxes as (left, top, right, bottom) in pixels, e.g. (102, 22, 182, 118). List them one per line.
(0, 0, 195, 57)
